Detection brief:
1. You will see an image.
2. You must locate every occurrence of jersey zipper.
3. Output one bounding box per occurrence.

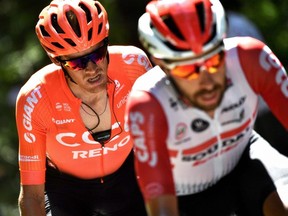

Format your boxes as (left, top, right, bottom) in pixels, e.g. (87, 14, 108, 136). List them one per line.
(213, 113, 223, 179)
(100, 142, 105, 183)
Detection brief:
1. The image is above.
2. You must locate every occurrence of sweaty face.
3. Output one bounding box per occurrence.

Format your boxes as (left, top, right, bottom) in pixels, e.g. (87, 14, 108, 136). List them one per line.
(171, 63, 226, 114)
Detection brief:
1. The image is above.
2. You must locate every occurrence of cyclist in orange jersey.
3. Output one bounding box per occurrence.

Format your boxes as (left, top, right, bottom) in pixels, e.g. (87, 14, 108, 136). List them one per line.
(16, 0, 152, 215)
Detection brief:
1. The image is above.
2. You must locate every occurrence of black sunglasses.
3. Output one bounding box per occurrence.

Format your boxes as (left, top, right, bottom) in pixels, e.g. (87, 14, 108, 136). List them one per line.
(58, 38, 109, 70)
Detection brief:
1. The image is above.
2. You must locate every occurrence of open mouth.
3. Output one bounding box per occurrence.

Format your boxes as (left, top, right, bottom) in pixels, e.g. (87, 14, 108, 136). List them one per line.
(199, 90, 219, 106)
(87, 74, 101, 83)
(201, 91, 217, 100)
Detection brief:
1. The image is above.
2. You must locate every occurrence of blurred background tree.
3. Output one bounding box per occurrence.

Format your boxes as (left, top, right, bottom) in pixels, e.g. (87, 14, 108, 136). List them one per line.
(0, 0, 287, 215)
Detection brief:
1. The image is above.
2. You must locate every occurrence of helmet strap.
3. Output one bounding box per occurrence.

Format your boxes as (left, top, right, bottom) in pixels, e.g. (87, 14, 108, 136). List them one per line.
(61, 65, 77, 85)
(106, 51, 110, 64)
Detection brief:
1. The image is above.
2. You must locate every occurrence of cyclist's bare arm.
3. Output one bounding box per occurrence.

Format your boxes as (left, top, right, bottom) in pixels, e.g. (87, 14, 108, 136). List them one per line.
(146, 195, 179, 216)
(18, 184, 46, 216)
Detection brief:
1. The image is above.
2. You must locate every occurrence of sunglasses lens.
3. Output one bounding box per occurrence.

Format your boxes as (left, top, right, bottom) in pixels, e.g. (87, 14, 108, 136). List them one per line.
(90, 45, 107, 64)
(171, 51, 225, 80)
(64, 59, 87, 70)
(171, 64, 198, 79)
(62, 44, 108, 70)
(205, 52, 224, 73)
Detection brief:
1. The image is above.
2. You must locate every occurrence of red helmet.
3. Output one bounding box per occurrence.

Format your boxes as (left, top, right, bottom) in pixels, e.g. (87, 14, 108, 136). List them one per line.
(35, 0, 109, 58)
(138, 0, 226, 61)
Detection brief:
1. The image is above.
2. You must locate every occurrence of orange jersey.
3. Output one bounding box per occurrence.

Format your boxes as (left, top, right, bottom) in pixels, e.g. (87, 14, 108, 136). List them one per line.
(16, 45, 152, 185)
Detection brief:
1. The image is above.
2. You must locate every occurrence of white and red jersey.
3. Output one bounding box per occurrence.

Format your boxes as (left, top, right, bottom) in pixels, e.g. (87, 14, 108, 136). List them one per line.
(16, 45, 152, 185)
(126, 37, 288, 201)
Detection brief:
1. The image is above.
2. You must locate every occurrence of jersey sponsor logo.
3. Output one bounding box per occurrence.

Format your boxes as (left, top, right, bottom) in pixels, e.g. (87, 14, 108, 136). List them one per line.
(182, 121, 250, 166)
(19, 154, 40, 162)
(117, 91, 130, 109)
(114, 79, 125, 96)
(56, 122, 121, 147)
(176, 180, 218, 195)
(22, 86, 42, 143)
(112, 121, 122, 130)
(24, 133, 36, 143)
(145, 182, 164, 198)
(123, 52, 151, 72)
(123, 53, 137, 65)
(169, 98, 179, 111)
(138, 54, 152, 71)
(56, 131, 94, 147)
(175, 137, 192, 145)
(114, 79, 121, 90)
(191, 119, 209, 132)
(260, 46, 288, 97)
(52, 118, 75, 125)
(55, 102, 71, 112)
(222, 109, 245, 125)
(129, 111, 158, 167)
(175, 123, 187, 140)
(169, 98, 188, 111)
(54, 122, 129, 159)
(71, 135, 130, 159)
(221, 96, 246, 113)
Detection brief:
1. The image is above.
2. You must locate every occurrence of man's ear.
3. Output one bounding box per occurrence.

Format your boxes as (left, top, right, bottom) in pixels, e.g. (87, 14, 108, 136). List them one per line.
(49, 55, 61, 66)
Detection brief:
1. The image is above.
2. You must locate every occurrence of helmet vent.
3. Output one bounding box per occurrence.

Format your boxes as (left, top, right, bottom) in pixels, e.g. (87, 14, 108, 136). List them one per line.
(51, 14, 65, 34)
(65, 11, 81, 37)
(79, 3, 92, 23)
(64, 38, 76, 47)
(88, 28, 92, 41)
(195, 2, 205, 33)
(51, 42, 64, 49)
(95, 3, 102, 15)
(204, 23, 216, 45)
(39, 25, 50, 37)
(43, 45, 55, 54)
(94, 3, 103, 36)
(97, 23, 103, 35)
(150, 21, 188, 51)
(162, 15, 184, 40)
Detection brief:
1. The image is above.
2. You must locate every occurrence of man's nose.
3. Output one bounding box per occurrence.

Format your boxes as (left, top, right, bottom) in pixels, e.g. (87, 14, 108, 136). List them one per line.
(198, 67, 215, 85)
(85, 60, 98, 71)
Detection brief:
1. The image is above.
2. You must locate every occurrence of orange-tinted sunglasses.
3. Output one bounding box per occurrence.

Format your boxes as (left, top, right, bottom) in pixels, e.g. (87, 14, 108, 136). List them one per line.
(170, 51, 225, 80)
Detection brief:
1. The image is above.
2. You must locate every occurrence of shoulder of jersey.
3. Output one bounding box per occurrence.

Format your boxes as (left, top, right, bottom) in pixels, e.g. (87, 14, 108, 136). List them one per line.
(224, 36, 265, 51)
(19, 64, 60, 94)
(133, 66, 166, 91)
(108, 45, 147, 56)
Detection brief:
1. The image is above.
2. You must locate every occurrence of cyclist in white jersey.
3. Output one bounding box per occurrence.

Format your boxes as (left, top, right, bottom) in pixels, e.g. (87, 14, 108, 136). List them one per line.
(125, 0, 288, 215)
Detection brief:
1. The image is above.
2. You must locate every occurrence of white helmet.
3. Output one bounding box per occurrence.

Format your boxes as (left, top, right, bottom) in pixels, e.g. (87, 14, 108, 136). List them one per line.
(138, 0, 227, 61)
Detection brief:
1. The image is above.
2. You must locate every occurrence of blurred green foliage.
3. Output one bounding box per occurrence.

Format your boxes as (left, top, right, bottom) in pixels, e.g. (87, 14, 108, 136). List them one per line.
(0, 0, 287, 215)
(241, 0, 288, 68)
